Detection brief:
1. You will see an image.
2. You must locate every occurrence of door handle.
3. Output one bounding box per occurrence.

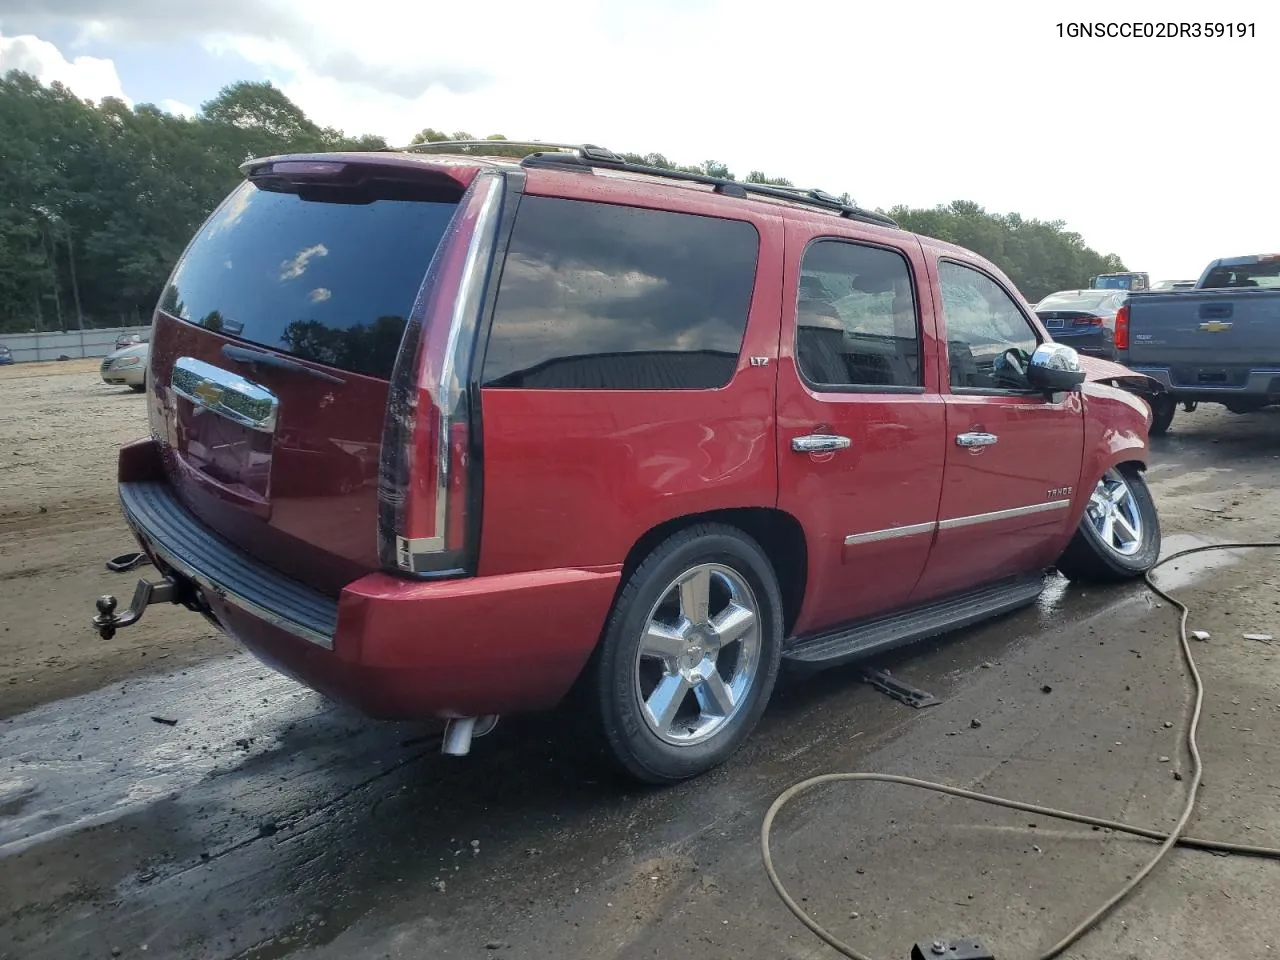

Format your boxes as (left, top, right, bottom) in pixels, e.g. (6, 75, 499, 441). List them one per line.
(956, 432, 999, 448)
(792, 434, 852, 453)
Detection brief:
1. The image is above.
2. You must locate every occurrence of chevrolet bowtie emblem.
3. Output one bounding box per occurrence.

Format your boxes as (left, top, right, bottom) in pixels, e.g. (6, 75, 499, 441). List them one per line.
(192, 380, 223, 406)
(1199, 320, 1232, 332)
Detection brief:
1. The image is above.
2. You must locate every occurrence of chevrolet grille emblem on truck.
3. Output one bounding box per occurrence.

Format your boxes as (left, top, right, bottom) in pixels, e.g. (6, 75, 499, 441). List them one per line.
(1199, 320, 1232, 332)
(193, 380, 223, 406)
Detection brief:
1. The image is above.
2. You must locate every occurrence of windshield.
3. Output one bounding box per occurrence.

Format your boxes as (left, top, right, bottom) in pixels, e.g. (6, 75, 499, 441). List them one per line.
(1201, 261, 1280, 289)
(1093, 276, 1132, 289)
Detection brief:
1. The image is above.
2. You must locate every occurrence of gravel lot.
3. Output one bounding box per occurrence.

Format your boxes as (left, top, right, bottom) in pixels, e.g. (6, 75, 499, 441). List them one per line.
(0, 359, 232, 717)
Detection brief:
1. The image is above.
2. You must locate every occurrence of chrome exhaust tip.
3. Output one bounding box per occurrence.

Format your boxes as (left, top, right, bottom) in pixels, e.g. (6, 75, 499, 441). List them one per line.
(441, 715, 499, 756)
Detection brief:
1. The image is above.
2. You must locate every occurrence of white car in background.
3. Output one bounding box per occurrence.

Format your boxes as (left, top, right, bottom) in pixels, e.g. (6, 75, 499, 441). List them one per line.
(100, 341, 149, 392)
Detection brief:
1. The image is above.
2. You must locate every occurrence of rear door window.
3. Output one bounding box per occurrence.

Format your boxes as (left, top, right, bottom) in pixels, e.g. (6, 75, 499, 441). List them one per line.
(481, 197, 759, 390)
(160, 180, 459, 379)
(795, 240, 921, 390)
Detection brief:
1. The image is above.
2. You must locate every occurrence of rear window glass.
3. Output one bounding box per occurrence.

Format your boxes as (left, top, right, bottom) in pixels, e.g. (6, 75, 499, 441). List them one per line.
(1037, 292, 1120, 312)
(482, 197, 759, 390)
(160, 181, 458, 379)
(1201, 261, 1280, 289)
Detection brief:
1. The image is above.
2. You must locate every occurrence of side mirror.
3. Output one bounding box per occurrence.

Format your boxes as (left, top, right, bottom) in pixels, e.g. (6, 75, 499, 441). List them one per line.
(1026, 343, 1085, 393)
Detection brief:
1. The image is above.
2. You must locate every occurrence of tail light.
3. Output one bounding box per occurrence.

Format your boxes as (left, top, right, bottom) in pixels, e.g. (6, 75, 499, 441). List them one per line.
(1072, 315, 1104, 327)
(1114, 304, 1130, 350)
(377, 172, 504, 576)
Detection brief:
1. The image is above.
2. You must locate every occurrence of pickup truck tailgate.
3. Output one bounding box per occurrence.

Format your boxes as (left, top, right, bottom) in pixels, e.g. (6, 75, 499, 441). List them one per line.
(1127, 290, 1280, 383)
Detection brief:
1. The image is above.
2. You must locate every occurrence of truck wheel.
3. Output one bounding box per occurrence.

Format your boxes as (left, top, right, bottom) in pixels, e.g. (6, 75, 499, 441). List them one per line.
(1148, 396, 1176, 435)
(1056, 465, 1160, 583)
(585, 524, 783, 784)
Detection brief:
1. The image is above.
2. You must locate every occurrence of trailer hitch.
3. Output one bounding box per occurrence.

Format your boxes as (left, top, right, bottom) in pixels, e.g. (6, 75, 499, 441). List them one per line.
(93, 576, 179, 640)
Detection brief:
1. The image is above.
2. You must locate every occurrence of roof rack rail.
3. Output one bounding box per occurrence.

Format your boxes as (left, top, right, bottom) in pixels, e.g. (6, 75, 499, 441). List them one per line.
(518, 148, 897, 228)
(395, 139, 896, 228)
(400, 140, 624, 162)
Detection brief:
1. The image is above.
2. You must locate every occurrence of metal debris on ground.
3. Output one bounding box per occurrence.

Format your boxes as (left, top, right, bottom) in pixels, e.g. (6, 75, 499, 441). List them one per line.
(1243, 633, 1274, 644)
(859, 668, 942, 709)
(106, 552, 149, 573)
(910, 938, 994, 960)
(1192, 630, 1212, 641)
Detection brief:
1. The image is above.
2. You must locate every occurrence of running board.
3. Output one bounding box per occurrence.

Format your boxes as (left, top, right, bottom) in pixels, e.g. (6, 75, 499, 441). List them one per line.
(783, 575, 1045, 667)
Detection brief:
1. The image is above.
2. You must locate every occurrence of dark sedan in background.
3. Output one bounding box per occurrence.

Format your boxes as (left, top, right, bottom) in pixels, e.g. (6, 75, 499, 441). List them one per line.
(1033, 289, 1127, 359)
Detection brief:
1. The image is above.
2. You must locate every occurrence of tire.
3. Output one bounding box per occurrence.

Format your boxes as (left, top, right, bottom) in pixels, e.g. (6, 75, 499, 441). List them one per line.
(130, 381, 146, 393)
(1148, 395, 1176, 435)
(1055, 464, 1161, 583)
(583, 523, 784, 784)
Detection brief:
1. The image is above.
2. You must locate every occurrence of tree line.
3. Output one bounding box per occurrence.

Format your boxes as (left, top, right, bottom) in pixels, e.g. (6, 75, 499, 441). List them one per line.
(0, 74, 1126, 334)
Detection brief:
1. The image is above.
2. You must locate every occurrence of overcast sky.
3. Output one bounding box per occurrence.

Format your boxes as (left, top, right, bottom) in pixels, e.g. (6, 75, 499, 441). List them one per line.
(2, 0, 1275, 284)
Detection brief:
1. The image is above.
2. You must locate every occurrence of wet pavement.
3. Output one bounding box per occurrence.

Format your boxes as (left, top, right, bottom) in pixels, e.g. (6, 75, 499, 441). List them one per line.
(4, 408, 1280, 960)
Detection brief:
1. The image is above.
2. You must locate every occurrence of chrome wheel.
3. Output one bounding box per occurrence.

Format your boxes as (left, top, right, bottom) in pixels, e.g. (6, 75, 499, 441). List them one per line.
(1087, 468, 1143, 557)
(634, 563, 761, 746)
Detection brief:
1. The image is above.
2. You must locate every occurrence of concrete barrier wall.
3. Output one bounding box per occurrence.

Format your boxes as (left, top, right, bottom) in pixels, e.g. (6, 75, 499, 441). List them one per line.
(1, 326, 152, 363)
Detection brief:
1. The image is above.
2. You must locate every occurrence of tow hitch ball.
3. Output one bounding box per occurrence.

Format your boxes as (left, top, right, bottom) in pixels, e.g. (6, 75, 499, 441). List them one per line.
(93, 577, 178, 640)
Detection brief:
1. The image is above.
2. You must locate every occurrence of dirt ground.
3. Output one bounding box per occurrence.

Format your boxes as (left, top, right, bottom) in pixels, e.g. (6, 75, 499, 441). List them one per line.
(0, 359, 233, 718)
(3, 365, 1280, 960)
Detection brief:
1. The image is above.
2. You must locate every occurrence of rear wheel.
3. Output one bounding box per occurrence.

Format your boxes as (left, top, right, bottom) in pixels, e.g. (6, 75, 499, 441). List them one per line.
(585, 524, 783, 784)
(1148, 395, 1176, 435)
(1056, 465, 1160, 583)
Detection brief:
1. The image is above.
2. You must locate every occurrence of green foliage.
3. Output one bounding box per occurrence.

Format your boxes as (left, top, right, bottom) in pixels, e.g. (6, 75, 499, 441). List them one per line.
(0, 72, 1123, 333)
(885, 201, 1126, 303)
(746, 171, 796, 187)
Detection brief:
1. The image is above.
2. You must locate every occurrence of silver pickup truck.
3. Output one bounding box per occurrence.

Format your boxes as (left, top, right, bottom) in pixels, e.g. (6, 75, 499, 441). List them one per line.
(1116, 253, 1280, 434)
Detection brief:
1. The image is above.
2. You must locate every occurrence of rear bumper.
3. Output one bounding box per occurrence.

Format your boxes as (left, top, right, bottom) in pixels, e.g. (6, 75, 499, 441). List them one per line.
(1045, 331, 1112, 359)
(117, 441, 621, 720)
(1127, 365, 1280, 397)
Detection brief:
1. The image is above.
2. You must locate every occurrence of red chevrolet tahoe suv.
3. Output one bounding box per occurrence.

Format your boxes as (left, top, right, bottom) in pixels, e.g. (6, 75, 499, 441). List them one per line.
(93, 144, 1161, 783)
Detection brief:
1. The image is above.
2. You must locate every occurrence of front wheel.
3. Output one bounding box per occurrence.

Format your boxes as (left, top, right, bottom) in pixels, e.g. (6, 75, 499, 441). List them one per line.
(585, 524, 783, 784)
(1055, 465, 1161, 583)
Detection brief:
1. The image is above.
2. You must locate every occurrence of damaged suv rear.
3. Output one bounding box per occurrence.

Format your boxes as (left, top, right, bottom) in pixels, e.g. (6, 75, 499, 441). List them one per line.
(94, 145, 1162, 783)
